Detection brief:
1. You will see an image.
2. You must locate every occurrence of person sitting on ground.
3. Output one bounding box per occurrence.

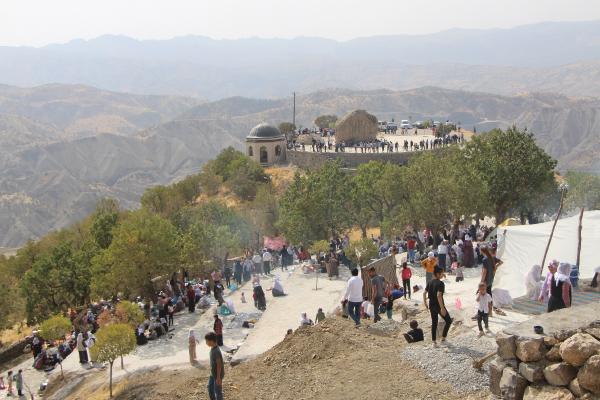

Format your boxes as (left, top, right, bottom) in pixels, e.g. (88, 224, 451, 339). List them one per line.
(525, 264, 543, 300)
(299, 312, 313, 326)
(270, 276, 285, 297)
(286, 328, 293, 336)
(315, 308, 326, 324)
(361, 297, 371, 319)
(403, 320, 424, 343)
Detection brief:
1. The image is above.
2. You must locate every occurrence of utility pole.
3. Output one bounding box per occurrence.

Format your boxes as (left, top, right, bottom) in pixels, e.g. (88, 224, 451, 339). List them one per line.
(293, 92, 296, 129)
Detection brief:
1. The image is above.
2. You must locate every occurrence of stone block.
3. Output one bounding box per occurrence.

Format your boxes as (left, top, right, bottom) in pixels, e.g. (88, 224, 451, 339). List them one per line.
(546, 344, 563, 362)
(579, 355, 600, 394)
(489, 356, 508, 397)
(500, 367, 528, 400)
(559, 333, 600, 367)
(544, 336, 560, 347)
(584, 327, 600, 341)
(544, 363, 578, 386)
(497, 332, 517, 360)
(570, 378, 589, 398)
(554, 329, 578, 342)
(523, 385, 575, 400)
(519, 361, 546, 383)
(516, 337, 546, 362)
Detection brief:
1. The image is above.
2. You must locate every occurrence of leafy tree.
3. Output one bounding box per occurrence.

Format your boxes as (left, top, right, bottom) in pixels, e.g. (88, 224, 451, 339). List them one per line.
(90, 323, 136, 398)
(0, 256, 25, 329)
(115, 301, 145, 328)
(564, 171, 600, 211)
(91, 199, 120, 249)
(314, 115, 338, 129)
(198, 169, 223, 196)
(463, 126, 557, 222)
(22, 241, 93, 324)
(278, 122, 296, 134)
(347, 238, 378, 267)
(39, 315, 72, 377)
(91, 210, 178, 300)
(309, 240, 330, 256)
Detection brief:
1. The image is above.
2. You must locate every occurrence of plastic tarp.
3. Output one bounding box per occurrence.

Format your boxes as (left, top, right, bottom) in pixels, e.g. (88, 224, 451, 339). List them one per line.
(495, 210, 600, 298)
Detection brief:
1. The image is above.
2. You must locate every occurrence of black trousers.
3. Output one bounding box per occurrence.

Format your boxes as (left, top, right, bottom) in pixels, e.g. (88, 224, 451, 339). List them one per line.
(477, 310, 489, 331)
(373, 297, 383, 322)
(430, 308, 452, 341)
(402, 279, 411, 298)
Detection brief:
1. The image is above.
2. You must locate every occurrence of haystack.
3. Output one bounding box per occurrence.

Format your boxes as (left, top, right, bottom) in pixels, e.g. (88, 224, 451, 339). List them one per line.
(335, 110, 378, 143)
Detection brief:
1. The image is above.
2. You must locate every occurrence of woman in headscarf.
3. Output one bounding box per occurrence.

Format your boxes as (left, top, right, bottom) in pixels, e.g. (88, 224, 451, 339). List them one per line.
(271, 276, 285, 297)
(299, 312, 313, 326)
(525, 265, 543, 300)
(548, 263, 572, 313)
(462, 235, 475, 268)
(186, 284, 196, 313)
(188, 329, 199, 363)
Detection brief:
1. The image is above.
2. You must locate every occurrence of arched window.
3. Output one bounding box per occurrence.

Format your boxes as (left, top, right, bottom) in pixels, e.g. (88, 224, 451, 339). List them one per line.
(248, 146, 253, 157)
(260, 146, 268, 164)
(275, 145, 282, 157)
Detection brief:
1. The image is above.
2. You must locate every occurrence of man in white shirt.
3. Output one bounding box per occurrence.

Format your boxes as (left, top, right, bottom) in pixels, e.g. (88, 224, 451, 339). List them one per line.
(343, 268, 364, 327)
(252, 252, 263, 275)
(262, 249, 272, 275)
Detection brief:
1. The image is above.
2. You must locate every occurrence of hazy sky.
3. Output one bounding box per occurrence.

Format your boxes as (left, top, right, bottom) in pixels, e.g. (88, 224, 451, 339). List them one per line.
(2, 0, 600, 46)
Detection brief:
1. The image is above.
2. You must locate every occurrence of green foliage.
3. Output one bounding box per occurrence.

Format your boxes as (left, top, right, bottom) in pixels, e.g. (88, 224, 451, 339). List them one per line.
(22, 240, 95, 324)
(435, 123, 457, 135)
(39, 315, 72, 342)
(463, 126, 557, 222)
(91, 210, 178, 300)
(90, 323, 136, 397)
(309, 240, 330, 255)
(564, 171, 600, 211)
(278, 122, 296, 134)
(114, 301, 145, 328)
(0, 255, 25, 329)
(347, 238, 378, 267)
(314, 115, 338, 129)
(277, 161, 352, 244)
(91, 199, 120, 249)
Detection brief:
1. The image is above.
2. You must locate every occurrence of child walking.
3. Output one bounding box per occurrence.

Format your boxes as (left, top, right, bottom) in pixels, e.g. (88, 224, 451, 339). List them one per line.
(476, 282, 492, 336)
(7, 371, 13, 397)
(401, 262, 412, 300)
(205, 332, 224, 400)
(188, 329, 199, 363)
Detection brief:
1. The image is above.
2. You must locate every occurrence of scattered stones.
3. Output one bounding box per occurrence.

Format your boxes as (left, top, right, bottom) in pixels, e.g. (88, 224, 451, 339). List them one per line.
(569, 378, 588, 398)
(523, 385, 575, 400)
(559, 333, 600, 367)
(544, 362, 578, 386)
(496, 332, 517, 360)
(519, 361, 546, 383)
(578, 355, 600, 394)
(500, 367, 528, 400)
(366, 319, 403, 337)
(516, 337, 545, 362)
(546, 344, 563, 362)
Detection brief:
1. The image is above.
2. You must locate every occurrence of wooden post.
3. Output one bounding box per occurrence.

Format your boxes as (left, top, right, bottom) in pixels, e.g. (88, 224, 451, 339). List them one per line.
(540, 188, 566, 276)
(576, 208, 584, 268)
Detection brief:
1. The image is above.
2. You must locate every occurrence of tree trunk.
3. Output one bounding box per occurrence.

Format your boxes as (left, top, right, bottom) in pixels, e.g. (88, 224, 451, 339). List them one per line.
(361, 225, 367, 239)
(109, 361, 114, 398)
(121, 354, 124, 369)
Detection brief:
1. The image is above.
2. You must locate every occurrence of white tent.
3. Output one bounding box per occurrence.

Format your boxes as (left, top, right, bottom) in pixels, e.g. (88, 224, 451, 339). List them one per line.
(495, 210, 600, 298)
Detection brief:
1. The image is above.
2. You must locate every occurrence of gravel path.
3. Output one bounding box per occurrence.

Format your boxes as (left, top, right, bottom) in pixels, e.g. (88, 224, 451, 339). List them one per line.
(400, 332, 495, 393)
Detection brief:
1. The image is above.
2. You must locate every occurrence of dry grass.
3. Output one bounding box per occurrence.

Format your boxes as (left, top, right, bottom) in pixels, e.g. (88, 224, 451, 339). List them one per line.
(0, 322, 32, 347)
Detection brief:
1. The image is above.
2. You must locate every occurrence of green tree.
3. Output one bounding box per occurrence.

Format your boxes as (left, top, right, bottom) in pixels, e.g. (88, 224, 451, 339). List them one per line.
(0, 255, 25, 329)
(564, 171, 600, 211)
(314, 115, 338, 129)
(278, 122, 296, 134)
(90, 323, 136, 398)
(39, 315, 72, 377)
(347, 238, 378, 267)
(463, 126, 557, 222)
(91, 210, 178, 300)
(91, 199, 120, 249)
(114, 301, 145, 328)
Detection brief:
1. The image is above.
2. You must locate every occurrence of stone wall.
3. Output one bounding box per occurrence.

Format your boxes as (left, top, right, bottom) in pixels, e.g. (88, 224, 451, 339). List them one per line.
(0, 337, 31, 365)
(490, 302, 600, 400)
(287, 150, 417, 169)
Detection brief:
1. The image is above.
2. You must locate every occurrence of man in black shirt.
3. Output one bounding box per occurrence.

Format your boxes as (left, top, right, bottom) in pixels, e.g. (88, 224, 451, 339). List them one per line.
(423, 267, 452, 346)
(403, 320, 424, 343)
(205, 332, 224, 400)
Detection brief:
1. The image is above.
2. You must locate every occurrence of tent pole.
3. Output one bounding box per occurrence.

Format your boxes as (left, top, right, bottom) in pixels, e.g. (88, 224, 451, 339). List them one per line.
(576, 208, 584, 268)
(540, 188, 566, 276)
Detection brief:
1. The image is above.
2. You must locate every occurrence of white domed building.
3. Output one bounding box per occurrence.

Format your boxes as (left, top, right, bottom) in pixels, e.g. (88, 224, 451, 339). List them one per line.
(246, 123, 286, 166)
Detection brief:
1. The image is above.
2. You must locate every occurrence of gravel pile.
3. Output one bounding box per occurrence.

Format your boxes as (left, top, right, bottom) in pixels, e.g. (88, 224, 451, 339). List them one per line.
(367, 319, 405, 335)
(400, 333, 495, 393)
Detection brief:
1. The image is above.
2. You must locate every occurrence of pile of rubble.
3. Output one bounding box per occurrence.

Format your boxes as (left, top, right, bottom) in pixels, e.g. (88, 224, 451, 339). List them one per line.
(490, 303, 600, 400)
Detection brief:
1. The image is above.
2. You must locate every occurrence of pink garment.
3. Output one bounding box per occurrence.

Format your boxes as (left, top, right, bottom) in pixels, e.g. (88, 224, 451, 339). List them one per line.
(540, 272, 553, 302)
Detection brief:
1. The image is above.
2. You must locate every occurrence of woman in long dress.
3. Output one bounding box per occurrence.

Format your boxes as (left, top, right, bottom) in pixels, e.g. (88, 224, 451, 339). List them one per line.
(462, 235, 475, 268)
(548, 263, 572, 313)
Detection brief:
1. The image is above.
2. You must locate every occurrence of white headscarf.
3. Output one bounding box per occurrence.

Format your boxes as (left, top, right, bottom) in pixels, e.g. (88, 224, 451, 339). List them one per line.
(526, 265, 542, 286)
(188, 329, 196, 339)
(556, 263, 571, 283)
(427, 251, 435, 258)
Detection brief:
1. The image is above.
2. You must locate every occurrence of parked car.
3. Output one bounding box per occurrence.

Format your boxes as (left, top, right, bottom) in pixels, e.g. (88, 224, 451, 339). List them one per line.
(400, 120, 411, 129)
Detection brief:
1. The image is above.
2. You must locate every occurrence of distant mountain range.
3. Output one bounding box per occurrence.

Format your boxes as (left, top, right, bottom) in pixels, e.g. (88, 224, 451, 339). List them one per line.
(3, 21, 600, 98)
(0, 83, 599, 247)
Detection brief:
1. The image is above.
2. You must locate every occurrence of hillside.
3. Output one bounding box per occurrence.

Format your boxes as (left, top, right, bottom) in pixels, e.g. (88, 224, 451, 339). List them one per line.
(1, 84, 599, 246)
(3, 21, 600, 98)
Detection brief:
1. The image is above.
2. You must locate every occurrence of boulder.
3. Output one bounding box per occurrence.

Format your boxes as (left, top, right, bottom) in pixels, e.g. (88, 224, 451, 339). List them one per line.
(584, 327, 600, 341)
(519, 361, 546, 383)
(523, 385, 575, 400)
(570, 378, 589, 398)
(497, 332, 517, 360)
(500, 367, 528, 400)
(580, 394, 600, 400)
(489, 357, 510, 396)
(544, 336, 560, 347)
(559, 333, 600, 367)
(546, 344, 563, 362)
(554, 329, 578, 342)
(578, 355, 600, 394)
(544, 363, 578, 386)
(516, 337, 546, 362)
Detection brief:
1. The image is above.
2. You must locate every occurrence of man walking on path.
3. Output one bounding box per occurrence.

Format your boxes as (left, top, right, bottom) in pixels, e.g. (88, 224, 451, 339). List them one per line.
(368, 266, 386, 323)
(205, 332, 224, 400)
(423, 267, 452, 346)
(262, 249, 272, 275)
(343, 268, 364, 327)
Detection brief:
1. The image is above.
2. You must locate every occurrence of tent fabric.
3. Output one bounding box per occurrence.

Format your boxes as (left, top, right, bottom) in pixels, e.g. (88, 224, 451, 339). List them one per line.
(495, 210, 600, 298)
(361, 255, 399, 298)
